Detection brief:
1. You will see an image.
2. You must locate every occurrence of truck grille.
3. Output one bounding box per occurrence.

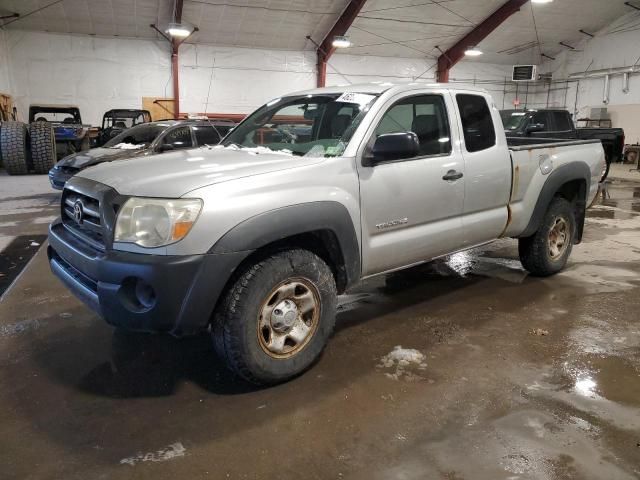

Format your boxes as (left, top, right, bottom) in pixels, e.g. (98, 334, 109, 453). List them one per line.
(61, 189, 105, 250)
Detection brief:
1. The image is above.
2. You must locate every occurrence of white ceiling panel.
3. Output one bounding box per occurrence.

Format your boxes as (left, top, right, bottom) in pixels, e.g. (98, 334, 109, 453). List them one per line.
(0, 0, 636, 64)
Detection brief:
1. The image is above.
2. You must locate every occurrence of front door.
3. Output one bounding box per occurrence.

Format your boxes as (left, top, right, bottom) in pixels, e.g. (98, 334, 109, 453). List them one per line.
(357, 92, 466, 276)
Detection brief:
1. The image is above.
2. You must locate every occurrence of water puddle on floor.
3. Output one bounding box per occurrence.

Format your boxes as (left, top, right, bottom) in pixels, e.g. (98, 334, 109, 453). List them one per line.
(578, 355, 640, 408)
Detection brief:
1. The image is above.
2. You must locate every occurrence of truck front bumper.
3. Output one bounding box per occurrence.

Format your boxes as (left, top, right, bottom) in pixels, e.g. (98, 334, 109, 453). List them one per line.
(48, 219, 249, 336)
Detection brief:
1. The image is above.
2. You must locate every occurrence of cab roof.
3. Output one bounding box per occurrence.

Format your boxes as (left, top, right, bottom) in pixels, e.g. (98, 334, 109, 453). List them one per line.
(289, 81, 490, 97)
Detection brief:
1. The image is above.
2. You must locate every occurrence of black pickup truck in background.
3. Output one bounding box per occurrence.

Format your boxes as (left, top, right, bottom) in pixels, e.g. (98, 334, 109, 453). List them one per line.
(501, 109, 624, 180)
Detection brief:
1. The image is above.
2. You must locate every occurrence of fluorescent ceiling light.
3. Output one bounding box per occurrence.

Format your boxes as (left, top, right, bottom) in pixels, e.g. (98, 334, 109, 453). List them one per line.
(531, 0, 553, 3)
(166, 22, 193, 38)
(465, 47, 483, 56)
(332, 35, 352, 48)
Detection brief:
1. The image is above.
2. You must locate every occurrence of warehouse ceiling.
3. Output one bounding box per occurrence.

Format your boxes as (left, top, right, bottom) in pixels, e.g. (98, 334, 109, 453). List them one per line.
(0, 0, 636, 64)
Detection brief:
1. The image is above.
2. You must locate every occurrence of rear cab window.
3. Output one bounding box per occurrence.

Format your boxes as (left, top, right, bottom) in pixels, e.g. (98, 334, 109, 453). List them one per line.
(456, 94, 496, 152)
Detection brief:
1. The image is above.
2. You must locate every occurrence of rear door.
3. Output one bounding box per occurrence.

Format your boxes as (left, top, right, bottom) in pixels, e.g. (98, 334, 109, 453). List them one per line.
(454, 92, 512, 247)
(356, 90, 466, 276)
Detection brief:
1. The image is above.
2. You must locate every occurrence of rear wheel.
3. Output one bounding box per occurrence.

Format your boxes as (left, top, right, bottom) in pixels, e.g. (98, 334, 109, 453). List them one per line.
(0, 121, 29, 175)
(519, 196, 576, 277)
(29, 121, 57, 173)
(212, 249, 337, 385)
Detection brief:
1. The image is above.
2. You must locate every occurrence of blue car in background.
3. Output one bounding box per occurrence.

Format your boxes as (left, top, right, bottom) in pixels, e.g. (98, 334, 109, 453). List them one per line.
(29, 105, 91, 159)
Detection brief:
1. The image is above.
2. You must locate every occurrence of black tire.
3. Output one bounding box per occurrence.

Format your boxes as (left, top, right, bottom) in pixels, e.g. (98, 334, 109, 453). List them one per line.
(29, 121, 57, 174)
(519, 196, 576, 277)
(56, 142, 70, 160)
(212, 249, 337, 385)
(0, 121, 29, 175)
(600, 160, 610, 183)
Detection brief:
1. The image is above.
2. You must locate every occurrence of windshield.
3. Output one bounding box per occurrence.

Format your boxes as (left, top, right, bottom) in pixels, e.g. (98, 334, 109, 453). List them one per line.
(222, 93, 378, 157)
(32, 109, 81, 123)
(500, 110, 529, 131)
(104, 124, 167, 148)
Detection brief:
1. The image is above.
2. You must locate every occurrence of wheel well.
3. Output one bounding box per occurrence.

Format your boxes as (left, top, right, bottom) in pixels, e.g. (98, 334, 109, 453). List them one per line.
(556, 179, 586, 204)
(555, 178, 587, 243)
(228, 230, 349, 295)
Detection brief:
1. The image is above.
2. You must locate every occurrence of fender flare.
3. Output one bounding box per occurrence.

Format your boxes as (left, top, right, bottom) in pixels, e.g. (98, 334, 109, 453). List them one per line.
(209, 202, 361, 289)
(520, 162, 591, 240)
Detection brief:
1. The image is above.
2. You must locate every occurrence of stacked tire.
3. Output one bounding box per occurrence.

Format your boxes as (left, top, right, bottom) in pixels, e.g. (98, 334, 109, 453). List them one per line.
(0, 121, 57, 175)
(29, 121, 57, 174)
(0, 121, 29, 175)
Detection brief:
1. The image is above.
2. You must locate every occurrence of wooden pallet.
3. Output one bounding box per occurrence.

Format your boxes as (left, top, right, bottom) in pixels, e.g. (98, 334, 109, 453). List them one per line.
(0, 93, 14, 121)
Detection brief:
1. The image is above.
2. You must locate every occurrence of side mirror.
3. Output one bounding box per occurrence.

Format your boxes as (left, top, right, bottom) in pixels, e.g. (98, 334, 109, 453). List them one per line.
(365, 132, 420, 166)
(526, 123, 545, 134)
(157, 143, 175, 152)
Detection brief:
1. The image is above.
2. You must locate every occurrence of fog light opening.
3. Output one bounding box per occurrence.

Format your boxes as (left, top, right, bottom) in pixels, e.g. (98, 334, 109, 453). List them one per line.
(135, 280, 156, 309)
(119, 277, 157, 312)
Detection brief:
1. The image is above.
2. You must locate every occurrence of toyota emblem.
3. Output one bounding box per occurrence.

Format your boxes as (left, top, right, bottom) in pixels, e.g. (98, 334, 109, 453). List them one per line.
(73, 201, 84, 224)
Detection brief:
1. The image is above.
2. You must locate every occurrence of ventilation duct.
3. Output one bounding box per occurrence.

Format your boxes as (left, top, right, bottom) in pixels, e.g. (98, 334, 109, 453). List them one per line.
(568, 65, 640, 79)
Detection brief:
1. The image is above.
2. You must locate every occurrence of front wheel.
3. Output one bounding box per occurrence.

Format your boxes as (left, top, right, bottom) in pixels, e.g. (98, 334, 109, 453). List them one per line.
(212, 249, 337, 385)
(519, 196, 576, 277)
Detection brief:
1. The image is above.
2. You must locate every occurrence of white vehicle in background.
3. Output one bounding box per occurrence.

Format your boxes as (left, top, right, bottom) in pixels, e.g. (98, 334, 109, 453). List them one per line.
(48, 83, 605, 384)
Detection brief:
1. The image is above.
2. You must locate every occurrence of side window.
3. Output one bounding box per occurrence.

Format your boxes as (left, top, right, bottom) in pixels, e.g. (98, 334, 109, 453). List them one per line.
(531, 111, 549, 130)
(161, 126, 193, 150)
(376, 104, 413, 135)
(456, 94, 496, 152)
(374, 95, 452, 158)
(193, 126, 221, 146)
(553, 112, 573, 131)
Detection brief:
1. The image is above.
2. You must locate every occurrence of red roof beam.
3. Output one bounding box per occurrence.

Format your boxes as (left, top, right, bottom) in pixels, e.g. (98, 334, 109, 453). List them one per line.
(316, 0, 368, 87)
(437, 0, 529, 82)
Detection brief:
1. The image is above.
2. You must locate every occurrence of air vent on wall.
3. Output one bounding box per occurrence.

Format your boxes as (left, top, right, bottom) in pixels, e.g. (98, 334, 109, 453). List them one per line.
(512, 65, 537, 82)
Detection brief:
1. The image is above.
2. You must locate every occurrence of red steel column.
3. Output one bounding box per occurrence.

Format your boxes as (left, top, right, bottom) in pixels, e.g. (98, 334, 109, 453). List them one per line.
(172, 0, 184, 118)
(316, 0, 367, 87)
(172, 42, 180, 119)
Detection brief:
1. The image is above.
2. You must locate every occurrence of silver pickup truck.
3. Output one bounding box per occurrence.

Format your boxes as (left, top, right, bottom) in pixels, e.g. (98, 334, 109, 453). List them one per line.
(48, 83, 605, 384)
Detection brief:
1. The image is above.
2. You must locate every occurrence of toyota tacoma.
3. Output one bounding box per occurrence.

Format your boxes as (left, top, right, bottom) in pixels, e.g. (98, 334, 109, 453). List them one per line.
(48, 83, 605, 384)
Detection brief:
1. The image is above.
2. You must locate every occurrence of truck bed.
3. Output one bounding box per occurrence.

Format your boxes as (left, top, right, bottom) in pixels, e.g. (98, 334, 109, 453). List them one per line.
(504, 137, 603, 238)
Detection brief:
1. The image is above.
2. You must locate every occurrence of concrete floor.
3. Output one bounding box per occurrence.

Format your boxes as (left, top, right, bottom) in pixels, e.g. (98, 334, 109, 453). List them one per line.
(0, 173, 639, 480)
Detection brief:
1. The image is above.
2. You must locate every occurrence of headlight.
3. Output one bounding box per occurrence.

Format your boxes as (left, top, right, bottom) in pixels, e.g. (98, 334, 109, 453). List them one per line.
(114, 197, 202, 248)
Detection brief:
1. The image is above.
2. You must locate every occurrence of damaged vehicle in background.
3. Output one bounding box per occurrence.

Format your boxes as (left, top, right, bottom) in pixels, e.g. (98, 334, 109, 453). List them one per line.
(92, 109, 152, 147)
(29, 104, 92, 159)
(48, 119, 236, 189)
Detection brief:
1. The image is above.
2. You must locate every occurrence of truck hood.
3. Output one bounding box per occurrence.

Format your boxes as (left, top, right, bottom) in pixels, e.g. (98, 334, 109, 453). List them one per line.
(57, 147, 149, 170)
(77, 146, 321, 197)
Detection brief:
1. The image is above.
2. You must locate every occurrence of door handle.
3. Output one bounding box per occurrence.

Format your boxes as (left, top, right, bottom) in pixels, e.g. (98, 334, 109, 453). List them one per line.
(442, 170, 463, 181)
